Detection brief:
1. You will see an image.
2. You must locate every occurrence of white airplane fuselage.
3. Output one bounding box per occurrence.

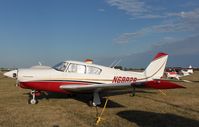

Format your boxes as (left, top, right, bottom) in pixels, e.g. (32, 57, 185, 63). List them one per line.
(16, 61, 144, 93)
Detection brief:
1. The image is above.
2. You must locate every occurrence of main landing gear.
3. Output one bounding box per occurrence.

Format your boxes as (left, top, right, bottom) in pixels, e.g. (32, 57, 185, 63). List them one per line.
(28, 90, 39, 104)
(89, 91, 109, 125)
(130, 87, 136, 97)
(89, 91, 101, 107)
(92, 91, 101, 107)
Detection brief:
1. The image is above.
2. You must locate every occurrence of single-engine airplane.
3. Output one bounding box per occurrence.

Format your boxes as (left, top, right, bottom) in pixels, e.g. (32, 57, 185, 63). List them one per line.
(4, 52, 184, 106)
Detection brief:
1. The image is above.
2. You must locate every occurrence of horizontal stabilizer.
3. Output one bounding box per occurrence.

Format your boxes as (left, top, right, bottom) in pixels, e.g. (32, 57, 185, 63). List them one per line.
(144, 80, 185, 89)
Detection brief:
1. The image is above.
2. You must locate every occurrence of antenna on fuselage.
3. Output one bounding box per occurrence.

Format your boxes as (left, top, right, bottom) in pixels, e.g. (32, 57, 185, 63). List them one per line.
(109, 60, 117, 67)
(112, 59, 122, 68)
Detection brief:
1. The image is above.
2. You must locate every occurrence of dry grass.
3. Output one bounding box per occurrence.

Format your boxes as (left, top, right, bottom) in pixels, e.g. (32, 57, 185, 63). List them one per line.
(0, 72, 199, 127)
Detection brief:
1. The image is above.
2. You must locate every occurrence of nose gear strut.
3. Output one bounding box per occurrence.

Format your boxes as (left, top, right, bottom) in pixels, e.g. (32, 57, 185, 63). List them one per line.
(28, 90, 38, 104)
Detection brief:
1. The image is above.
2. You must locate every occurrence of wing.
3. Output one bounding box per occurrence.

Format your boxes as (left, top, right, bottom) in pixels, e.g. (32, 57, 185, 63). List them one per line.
(59, 80, 185, 92)
(60, 82, 133, 92)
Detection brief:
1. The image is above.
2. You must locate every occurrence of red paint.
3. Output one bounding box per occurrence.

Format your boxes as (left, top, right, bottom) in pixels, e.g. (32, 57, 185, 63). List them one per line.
(168, 72, 177, 75)
(35, 92, 41, 96)
(19, 81, 89, 93)
(153, 52, 168, 61)
(144, 80, 185, 89)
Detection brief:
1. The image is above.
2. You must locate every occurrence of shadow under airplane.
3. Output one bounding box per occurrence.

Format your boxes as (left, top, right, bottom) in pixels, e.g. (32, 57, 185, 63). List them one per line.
(24, 89, 156, 108)
(117, 110, 199, 127)
(24, 91, 125, 108)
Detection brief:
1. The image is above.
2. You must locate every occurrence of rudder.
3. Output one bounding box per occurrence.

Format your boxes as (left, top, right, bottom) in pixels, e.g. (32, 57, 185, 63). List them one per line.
(144, 52, 168, 80)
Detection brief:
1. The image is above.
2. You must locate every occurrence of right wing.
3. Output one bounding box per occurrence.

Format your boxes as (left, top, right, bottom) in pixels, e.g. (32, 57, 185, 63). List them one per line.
(59, 80, 185, 92)
(60, 82, 133, 92)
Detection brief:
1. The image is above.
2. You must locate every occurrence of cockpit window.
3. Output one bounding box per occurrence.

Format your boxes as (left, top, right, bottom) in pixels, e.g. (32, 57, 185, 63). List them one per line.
(68, 63, 86, 74)
(53, 62, 68, 72)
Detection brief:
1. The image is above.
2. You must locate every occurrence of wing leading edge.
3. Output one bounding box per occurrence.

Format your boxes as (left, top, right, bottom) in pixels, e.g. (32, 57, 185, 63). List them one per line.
(60, 82, 132, 92)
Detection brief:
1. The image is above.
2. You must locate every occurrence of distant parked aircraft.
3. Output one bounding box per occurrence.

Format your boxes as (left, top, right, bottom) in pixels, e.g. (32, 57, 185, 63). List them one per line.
(165, 65, 193, 80)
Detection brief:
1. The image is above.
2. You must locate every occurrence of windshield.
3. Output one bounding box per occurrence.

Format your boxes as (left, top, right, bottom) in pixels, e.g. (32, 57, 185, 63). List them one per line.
(53, 62, 68, 72)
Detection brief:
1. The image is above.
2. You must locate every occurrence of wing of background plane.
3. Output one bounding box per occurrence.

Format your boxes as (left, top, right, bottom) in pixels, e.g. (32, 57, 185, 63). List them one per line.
(60, 80, 185, 92)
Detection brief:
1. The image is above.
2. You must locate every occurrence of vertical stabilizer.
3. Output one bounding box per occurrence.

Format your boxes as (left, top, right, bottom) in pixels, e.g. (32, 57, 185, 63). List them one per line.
(144, 53, 168, 80)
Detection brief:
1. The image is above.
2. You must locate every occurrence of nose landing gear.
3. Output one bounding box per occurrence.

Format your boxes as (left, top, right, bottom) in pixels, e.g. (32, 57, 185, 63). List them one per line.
(28, 90, 39, 104)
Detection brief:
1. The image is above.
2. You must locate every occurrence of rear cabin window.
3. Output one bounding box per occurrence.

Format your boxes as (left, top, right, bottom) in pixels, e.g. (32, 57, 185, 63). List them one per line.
(86, 66, 101, 75)
(68, 63, 86, 74)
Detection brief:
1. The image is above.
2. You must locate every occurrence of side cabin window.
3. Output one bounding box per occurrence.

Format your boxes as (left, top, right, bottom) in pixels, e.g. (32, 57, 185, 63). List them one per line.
(68, 63, 86, 74)
(86, 66, 101, 75)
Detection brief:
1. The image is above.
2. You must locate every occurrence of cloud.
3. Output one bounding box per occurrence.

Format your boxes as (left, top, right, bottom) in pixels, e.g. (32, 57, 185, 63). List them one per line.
(151, 35, 199, 55)
(146, 8, 199, 33)
(103, 0, 199, 67)
(106, 0, 148, 16)
(106, 0, 166, 19)
(98, 35, 199, 67)
(152, 9, 199, 33)
(106, 0, 199, 20)
(106, 0, 199, 38)
(114, 32, 142, 44)
(130, 14, 166, 20)
(113, 7, 199, 44)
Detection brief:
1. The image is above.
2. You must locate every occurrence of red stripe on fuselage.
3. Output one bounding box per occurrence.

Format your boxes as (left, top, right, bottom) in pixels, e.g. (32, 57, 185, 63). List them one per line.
(19, 81, 90, 93)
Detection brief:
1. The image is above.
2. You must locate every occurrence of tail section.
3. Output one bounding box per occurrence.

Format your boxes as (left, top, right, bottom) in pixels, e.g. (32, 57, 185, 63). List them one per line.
(143, 52, 185, 89)
(144, 52, 168, 80)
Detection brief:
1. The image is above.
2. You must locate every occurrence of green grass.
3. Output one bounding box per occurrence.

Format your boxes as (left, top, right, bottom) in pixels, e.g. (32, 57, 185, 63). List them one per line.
(0, 72, 199, 127)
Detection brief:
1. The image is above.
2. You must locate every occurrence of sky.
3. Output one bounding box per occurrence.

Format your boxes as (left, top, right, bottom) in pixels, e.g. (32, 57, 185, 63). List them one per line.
(0, 0, 199, 68)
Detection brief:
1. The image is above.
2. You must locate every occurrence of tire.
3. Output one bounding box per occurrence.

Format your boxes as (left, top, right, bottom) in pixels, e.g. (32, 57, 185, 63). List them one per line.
(28, 98, 38, 104)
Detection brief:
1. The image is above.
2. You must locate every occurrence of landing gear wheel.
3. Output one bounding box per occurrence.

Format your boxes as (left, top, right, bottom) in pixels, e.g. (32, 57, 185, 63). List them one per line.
(28, 90, 39, 104)
(92, 102, 97, 107)
(89, 92, 101, 107)
(28, 98, 38, 104)
(89, 101, 97, 107)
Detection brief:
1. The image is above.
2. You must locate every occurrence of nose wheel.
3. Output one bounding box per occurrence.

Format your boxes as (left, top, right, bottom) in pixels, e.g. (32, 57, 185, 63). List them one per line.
(28, 90, 38, 104)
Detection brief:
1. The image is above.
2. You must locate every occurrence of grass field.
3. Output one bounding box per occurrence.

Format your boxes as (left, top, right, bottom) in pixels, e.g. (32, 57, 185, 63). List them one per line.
(0, 71, 199, 127)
